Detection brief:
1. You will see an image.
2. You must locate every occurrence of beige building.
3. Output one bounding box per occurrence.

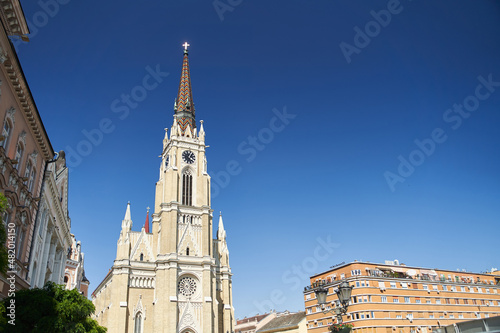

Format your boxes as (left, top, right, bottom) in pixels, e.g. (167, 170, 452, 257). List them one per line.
(256, 311, 307, 333)
(0, 0, 55, 297)
(236, 313, 277, 333)
(27, 152, 72, 289)
(304, 261, 500, 333)
(92, 44, 234, 333)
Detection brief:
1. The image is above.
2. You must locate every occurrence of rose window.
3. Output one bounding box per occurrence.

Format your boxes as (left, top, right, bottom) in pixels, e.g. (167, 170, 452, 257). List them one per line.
(178, 277, 197, 297)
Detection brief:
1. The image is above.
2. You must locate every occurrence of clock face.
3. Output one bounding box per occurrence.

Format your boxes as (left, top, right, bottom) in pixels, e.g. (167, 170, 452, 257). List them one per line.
(182, 150, 195, 164)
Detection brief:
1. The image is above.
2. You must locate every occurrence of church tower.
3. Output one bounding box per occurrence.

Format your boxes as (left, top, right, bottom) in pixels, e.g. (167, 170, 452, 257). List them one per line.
(91, 43, 234, 333)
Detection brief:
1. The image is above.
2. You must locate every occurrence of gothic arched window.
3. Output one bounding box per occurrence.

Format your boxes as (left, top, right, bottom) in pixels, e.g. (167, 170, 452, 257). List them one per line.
(186, 247, 189, 256)
(134, 312, 143, 333)
(182, 170, 192, 206)
(140, 253, 144, 261)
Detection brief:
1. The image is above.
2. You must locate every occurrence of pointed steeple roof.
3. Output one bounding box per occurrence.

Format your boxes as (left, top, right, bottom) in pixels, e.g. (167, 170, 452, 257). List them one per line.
(144, 207, 150, 233)
(217, 211, 226, 241)
(174, 42, 196, 136)
(121, 202, 132, 231)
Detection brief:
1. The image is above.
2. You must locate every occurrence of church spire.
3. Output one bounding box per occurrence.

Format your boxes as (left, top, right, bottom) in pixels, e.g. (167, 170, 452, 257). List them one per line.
(121, 202, 132, 231)
(174, 42, 196, 136)
(144, 207, 150, 233)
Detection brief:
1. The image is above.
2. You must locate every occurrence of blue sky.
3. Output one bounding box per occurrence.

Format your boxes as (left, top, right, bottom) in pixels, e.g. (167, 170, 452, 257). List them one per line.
(15, 0, 500, 318)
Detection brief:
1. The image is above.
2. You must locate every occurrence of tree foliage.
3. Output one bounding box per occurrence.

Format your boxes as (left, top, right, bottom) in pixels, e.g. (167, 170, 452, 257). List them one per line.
(0, 192, 8, 274)
(0, 282, 106, 333)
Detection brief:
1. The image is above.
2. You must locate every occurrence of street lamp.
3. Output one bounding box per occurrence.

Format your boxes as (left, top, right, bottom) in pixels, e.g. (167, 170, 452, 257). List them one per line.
(314, 280, 353, 324)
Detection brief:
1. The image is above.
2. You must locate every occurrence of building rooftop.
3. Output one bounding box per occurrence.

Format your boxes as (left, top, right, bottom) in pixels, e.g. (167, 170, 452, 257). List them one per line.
(256, 311, 305, 333)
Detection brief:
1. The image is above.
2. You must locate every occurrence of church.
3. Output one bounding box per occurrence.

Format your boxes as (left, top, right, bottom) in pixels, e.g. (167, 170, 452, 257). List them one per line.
(91, 44, 234, 333)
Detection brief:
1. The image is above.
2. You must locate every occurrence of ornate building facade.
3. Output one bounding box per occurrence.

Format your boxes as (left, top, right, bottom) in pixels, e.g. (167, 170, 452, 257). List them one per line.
(0, 0, 55, 297)
(92, 44, 234, 333)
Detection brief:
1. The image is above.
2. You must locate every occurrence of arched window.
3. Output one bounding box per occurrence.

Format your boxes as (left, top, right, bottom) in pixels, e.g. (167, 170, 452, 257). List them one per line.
(134, 312, 143, 333)
(182, 170, 192, 206)
(28, 167, 36, 192)
(186, 247, 190, 256)
(14, 141, 24, 170)
(140, 253, 144, 261)
(24, 160, 32, 185)
(1, 119, 12, 150)
(16, 226, 24, 259)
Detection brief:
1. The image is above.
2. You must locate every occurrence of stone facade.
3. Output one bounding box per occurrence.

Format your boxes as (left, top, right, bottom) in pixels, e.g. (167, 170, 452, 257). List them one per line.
(92, 45, 234, 333)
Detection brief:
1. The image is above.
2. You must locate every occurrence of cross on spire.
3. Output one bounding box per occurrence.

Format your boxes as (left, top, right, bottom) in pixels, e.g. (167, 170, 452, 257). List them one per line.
(183, 42, 190, 51)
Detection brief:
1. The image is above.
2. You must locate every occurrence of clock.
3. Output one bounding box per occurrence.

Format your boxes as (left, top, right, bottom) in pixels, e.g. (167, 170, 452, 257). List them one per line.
(182, 150, 195, 164)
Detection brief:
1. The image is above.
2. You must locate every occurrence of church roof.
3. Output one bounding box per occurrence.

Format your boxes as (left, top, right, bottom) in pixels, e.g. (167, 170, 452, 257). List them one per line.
(256, 312, 306, 333)
(174, 42, 196, 136)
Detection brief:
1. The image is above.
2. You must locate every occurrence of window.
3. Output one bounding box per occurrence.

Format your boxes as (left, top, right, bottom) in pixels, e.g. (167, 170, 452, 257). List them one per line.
(182, 170, 193, 206)
(28, 167, 36, 192)
(477, 287, 483, 293)
(15, 226, 25, 259)
(24, 161, 32, 185)
(140, 253, 144, 261)
(1, 118, 12, 150)
(14, 142, 24, 170)
(407, 313, 413, 320)
(451, 286, 457, 292)
(472, 299, 477, 305)
(442, 285, 448, 291)
(459, 314, 464, 319)
(306, 294, 311, 300)
(485, 288, 490, 293)
(461, 286, 466, 292)
(449, 314, 454, 319)
(405, 297, 410, 303)
(134, 312, 143, 333)
(429, 314, 434, 319)
(356, 281, 360, 287)
(186, 247, 189, 256)
(390, 282, 396, 288)
(415, 298, 421, 304)
(436, 299, 441, 304)
(307, 308, 312, 314)
(340, 273, 345, 279)
(396, 315, 402, 319)
(426, 298, 431, 304)
(445, 298, 450, 304)
(401, 282, 408, 289)
(433, 285, 438, 291)
(351, 269, 361, 276)
(455, 299, 460, 304)
(393, 297, 399, 303)
(381, 296, 387, 303)
(463, 299, 468, 305)
(412, 283, 418, 289)
(423, 285, 428, 290)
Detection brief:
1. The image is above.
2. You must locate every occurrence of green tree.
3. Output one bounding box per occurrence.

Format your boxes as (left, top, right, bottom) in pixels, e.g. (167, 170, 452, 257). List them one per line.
(0, 282, 106, 333)
(0, 192, 9, 274)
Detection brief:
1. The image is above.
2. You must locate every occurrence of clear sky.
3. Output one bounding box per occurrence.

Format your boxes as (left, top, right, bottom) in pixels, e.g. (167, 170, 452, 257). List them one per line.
(15, 0, 500, 319)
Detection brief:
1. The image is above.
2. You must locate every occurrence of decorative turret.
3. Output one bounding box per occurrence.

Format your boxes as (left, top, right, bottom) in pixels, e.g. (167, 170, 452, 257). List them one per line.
(174, 42, 196, 137)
